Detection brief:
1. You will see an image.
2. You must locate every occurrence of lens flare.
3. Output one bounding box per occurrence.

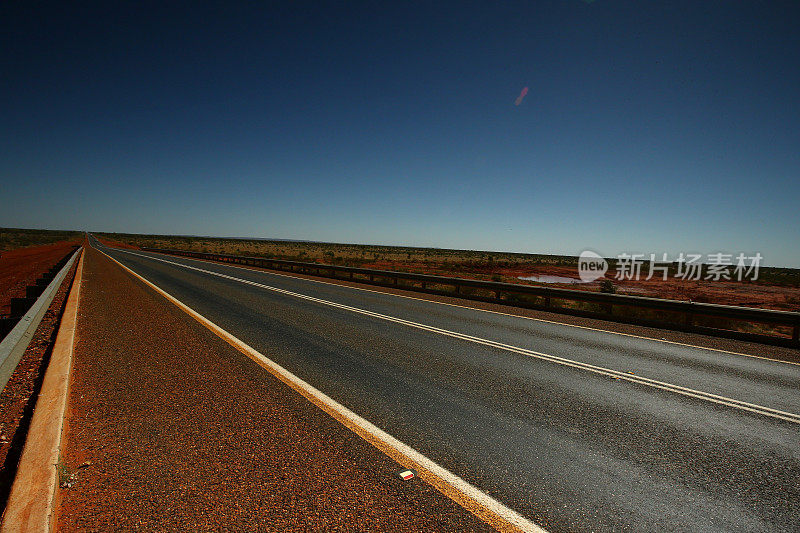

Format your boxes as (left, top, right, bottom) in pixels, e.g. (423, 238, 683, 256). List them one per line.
(514, 86, 529, 106)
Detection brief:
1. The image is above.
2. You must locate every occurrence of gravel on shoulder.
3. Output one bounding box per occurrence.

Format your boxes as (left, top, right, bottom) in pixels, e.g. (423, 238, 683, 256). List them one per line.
(57, 246, 493, 531)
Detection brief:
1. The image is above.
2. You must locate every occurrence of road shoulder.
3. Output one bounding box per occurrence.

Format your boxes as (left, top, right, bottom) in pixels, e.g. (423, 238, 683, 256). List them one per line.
(57, 245, 493, 531)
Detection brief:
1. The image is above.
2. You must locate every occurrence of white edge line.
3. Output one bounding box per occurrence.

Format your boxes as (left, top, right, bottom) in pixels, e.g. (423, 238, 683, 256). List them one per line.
(104, 241, 800, 368)
(95, 245, 547, 533)
(105, 244, 800, 424)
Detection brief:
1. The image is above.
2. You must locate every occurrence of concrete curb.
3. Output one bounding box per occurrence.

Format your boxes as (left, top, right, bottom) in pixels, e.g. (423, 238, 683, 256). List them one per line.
(0, 248, 84, 532)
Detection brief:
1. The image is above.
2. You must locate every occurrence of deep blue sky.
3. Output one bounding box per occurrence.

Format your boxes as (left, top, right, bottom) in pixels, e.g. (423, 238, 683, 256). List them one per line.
(1, 1, 798, 266)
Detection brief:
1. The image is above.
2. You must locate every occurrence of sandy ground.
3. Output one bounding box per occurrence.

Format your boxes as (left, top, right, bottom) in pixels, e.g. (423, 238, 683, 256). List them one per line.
(360, 261, 800, 312)
(57, 245, 492, 531)
(93, 236, 138, 250)
(0, 241, 80, 317)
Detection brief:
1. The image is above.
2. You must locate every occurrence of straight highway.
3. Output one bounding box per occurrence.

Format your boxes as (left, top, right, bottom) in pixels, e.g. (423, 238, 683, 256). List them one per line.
(88, 235, 800, 532)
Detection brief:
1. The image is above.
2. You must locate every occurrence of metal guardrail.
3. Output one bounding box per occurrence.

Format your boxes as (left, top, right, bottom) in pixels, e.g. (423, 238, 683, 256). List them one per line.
(0, 248, 82, 393)
(141, 247, 800, 348)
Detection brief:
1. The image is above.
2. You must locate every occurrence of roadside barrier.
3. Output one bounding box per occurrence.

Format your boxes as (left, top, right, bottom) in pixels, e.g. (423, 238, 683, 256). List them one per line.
(0, 247, 82, 393)
(141, 247, 800, 348)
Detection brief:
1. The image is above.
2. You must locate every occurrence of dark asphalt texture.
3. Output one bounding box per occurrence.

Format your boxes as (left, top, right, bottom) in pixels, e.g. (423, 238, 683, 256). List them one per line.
(92, 237, 800, 532)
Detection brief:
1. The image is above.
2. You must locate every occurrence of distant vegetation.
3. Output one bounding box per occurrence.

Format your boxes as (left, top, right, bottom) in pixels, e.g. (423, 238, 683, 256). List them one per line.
(95, 231, 800, 332)
(95, 231, 800, 288)
(96, 229, 800, 286)
(95, 232, 580, 278)
(0, 227, 82, 251)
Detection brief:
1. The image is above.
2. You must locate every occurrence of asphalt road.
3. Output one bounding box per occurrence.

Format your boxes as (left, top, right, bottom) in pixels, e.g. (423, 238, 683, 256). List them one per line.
(89, 236, 800, 532)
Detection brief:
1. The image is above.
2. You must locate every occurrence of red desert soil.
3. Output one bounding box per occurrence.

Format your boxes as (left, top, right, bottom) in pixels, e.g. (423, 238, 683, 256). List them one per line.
(0, 240, 80, 317)
(359, 261, 800, 312)
(93, 236, 139, 250)
(0, 256, 79, 510)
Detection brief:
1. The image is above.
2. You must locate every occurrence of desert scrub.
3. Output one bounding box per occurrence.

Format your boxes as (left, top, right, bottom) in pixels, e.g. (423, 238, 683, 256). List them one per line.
(599, 279, 617, 294)
(0, 227, 81, 251)
(56, 459, 77, 489)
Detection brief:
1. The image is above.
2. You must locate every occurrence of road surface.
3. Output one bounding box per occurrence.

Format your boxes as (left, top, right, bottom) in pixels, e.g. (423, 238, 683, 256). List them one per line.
(88, 235, 800, 532)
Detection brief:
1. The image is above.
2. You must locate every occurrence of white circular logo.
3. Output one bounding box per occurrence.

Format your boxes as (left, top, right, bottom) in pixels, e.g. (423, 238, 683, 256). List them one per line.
(578, 250, 608, 282)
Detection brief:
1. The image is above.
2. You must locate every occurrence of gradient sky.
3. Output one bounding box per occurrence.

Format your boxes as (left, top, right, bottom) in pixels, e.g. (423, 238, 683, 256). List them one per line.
(1, 2, 799, 266)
